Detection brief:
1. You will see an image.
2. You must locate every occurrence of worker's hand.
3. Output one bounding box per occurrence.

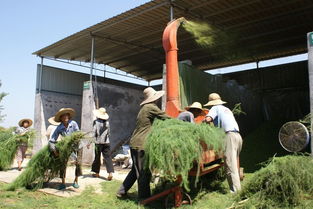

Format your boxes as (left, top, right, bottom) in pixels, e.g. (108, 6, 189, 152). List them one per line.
(87, 144, 90, 149)
(204, 116, 212, 124)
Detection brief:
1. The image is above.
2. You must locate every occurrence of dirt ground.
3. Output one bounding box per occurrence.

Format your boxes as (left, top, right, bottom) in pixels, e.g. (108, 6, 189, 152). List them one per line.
(0, 158, 131, 197)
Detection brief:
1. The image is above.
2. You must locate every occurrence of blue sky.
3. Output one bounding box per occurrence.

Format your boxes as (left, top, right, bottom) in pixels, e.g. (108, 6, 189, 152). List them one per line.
(0, 0, 150, 127)
(0, 0, 308, 128)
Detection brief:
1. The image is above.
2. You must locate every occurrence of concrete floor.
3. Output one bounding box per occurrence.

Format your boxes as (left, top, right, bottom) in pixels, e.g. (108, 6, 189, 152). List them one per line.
(0, 159, 130, 197)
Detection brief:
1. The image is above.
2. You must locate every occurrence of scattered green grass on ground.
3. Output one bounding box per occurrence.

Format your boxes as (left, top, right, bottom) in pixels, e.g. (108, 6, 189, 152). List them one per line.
(0, 171, 313, 209)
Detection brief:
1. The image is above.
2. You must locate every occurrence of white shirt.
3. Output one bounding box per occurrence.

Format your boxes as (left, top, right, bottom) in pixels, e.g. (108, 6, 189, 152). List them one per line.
(207, 105, 239, 132)
(46, 125, 58, 140)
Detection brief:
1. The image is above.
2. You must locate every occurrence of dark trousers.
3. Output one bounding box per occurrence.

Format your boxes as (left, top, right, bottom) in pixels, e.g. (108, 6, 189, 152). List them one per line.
(118, 149, 151, 199)
(92, 144, 114, 174)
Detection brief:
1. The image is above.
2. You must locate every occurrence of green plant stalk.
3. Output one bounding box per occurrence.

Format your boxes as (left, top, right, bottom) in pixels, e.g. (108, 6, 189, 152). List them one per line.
(144, 119, 225, 191)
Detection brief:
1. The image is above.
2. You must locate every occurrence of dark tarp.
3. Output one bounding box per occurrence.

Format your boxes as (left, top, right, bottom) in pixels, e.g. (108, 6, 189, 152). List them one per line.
(178, 61, 309, 172)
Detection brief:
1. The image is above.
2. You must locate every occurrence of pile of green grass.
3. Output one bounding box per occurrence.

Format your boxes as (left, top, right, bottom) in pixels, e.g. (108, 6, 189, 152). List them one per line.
(238, 155, 313, 208)
(0, 129, 36, 171)
(6, 132, 85, 191)
(145, 119, 225, 191)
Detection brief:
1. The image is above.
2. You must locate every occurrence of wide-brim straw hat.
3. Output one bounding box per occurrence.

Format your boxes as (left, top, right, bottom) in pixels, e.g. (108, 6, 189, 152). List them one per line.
(204, 93, 227, 106)
(140, 87, 165, 106)
(18, 119, 33, 127)
(185, 102, 204, 111)
(54, 108, 75, 122)
(48, 116, 60, 126)
(93, 107, 109, 120)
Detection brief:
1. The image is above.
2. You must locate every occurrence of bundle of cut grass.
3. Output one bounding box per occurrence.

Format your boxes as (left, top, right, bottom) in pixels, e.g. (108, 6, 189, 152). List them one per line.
(238, 155, 313, 208)
(0, 129, 15, 170)
(0, 130, 36, 171)
(0, 128, 14, 142)
(6, 131, 85, 191)
(145, 119, 225, 191)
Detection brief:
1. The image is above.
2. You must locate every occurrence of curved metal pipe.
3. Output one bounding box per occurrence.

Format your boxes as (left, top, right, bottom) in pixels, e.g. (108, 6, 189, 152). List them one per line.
(162, 17, 186, 117)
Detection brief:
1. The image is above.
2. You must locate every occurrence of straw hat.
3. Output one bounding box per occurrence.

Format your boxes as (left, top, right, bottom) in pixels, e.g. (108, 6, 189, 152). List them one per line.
(48, 116, 60, 126)
(204, 93, 226, 106)
(18, 119, 33, 128)
(54, 108, 75, 122)
(93, 107, 109, 120)
(140, 87, 165, 106)
(185, 102, 203, 111)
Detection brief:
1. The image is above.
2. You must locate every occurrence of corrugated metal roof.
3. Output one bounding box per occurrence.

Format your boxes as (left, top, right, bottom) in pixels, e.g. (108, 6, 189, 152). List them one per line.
(33, 0, 313, 81)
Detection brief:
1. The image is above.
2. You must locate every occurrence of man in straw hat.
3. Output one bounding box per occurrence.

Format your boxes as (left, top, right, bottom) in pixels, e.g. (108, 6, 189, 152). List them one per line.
(15, 118, 33, 171)
(117, 87, 170, 199)
(177, 102, 205, 123)
(88, 107, 114, 181)
(203, 93, 243, 193)
(49, 108, 82, 190)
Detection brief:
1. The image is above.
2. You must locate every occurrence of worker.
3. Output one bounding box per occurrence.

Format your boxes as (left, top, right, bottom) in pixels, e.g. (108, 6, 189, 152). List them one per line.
(177, 102, 205, 123)
(88, 107, 114, 181)
(48, 108, 82, 190)
(203, 93, 243, 193)
(46, 116, 60, 140)
(116, 87, 170, 199)
(15, 118, 33, 171)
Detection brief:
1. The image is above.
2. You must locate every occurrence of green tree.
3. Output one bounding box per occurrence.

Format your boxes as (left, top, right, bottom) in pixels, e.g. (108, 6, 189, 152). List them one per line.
(0, 81, 8, 122)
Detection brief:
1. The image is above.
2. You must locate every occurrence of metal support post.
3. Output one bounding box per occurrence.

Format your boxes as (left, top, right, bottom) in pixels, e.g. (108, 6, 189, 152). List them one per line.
(90, 36, 95, 82)
(307, 32, 313, 156)
(39, 56, 43, 93)
(170, 1, 174, 21)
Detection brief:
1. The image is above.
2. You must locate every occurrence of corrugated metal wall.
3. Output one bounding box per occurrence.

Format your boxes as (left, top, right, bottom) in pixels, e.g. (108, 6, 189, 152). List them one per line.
(36, 65, 90, 95)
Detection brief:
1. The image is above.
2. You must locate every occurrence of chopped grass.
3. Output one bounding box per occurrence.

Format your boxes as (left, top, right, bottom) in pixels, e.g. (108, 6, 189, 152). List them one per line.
(238, 155, 313, 208)
(182, 21, 215, 47)
(0, 170, 312, 208)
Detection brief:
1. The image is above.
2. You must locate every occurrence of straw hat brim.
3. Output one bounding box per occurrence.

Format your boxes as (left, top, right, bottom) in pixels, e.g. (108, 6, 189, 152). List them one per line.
(48, 117, 60, 126)
(140, 90, 165, 106)
(204, 99, 227, 107)
(18, 119, 33, 127)
(185, 106, 203, 111)
(54, 108, 75, 122)
(93, 109, 109, 120)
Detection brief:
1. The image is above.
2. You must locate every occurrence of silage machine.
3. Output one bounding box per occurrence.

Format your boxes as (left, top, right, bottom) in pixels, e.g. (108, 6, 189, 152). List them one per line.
(140, 17, 225, 208)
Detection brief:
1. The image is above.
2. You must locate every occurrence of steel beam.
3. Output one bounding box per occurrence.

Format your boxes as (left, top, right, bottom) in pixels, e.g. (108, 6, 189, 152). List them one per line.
(307, 31, 313, 156)
(90, 36, 95, 82)
(38, 56, 43, 93)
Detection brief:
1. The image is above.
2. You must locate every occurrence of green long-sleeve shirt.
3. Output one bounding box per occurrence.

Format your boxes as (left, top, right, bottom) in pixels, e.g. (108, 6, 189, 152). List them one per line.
(130, 103, 170, 150)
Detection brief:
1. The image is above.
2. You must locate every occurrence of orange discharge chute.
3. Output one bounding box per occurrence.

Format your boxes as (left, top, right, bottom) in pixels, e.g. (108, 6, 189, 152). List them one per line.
(162, 17, 186, 118)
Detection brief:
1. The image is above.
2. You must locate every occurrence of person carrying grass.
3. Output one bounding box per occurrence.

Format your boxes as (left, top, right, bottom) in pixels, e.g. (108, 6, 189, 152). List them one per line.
(48, 108, 82, 190)
(15, 118, 33, 171)
(116, 87, 170, 200)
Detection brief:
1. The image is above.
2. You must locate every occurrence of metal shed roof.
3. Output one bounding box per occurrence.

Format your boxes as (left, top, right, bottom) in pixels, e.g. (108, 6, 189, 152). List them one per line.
(33, 0, 313, 81)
